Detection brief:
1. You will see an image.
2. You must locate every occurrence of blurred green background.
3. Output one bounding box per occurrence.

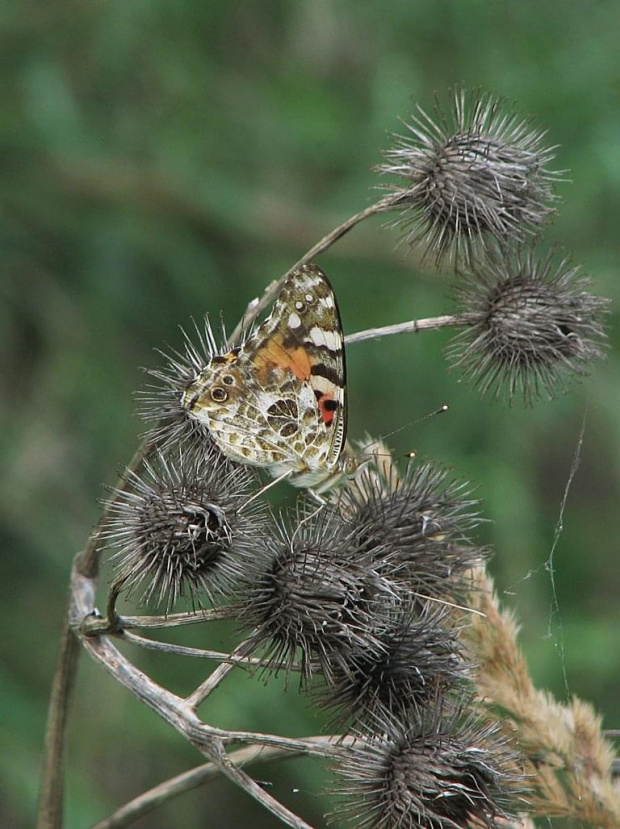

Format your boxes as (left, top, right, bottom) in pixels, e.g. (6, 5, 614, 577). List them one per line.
(2, 2, 619, 827)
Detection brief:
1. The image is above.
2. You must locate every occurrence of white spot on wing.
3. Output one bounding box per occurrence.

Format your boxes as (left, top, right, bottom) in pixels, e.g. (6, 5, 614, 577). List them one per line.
(308, 326, 341, 350)
(288, 312, 302, 328)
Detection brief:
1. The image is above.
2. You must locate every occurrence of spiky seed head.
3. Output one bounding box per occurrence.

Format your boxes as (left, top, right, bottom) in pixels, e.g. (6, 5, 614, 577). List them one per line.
(234, 504, 400, 683)
(377, 89, 560, 267)
(316, 601, 469, 727)
(138, 317, 221, 451)
(103, 445, 264, 611)
(338, 461, 488, 604)
(448, 247, 609, 403)
(334, 701, 524, 829)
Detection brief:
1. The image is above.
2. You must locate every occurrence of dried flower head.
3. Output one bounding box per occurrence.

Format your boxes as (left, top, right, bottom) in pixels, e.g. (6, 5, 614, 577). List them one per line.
(378, 89, 559, 266)
(138, 318, 221, 450)
(334, 701, 523, 829)
(317, 601, 468, 727)
(339, 461, 488, 604)
(234, 504, 399, 682)
(448, 247, 609, 403)
(104, 445, 264, 611)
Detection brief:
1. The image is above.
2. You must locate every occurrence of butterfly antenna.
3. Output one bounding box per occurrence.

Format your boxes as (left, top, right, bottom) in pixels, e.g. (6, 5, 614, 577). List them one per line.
(356, 404, 450, 460)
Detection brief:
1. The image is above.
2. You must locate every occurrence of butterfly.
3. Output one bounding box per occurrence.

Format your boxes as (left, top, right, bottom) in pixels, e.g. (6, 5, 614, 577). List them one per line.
(181, 264, 351, 492)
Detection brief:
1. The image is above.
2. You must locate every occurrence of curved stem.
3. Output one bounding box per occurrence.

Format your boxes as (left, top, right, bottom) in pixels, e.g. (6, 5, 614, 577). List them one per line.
(80, 607, 230, 635)
(120, 630, 302, 672)
(68, 568, 343, 825)
(228, 197, 394, 345)
(37, 433, 161, 828)
(206, 740, 316, 829)
(90, 740, 338, 829)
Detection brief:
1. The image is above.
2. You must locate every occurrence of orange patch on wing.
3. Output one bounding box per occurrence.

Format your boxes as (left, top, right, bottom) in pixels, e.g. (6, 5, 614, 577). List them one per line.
(255, 334, 311, 380)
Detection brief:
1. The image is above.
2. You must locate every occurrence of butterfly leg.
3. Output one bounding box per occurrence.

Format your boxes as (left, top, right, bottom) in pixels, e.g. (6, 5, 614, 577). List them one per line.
(306, 488, 327, 506)
(240, 470, 294, 510)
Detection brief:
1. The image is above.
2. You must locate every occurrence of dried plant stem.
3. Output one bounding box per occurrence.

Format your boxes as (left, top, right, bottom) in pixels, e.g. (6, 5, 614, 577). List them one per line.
(80, 607, 229, 635)
(345, 313, 471, 345)
(206, 741, 316, 829)
(228, 196, 396, 345)
(37, 434, 163, 829)
(36, 625, 81, 829)
(91, 738, 341, 829)
(69, 566, 344, 828)
(186, 639, 255, 709)
(467, 567, 620, 827)
(225, 193, 474, 351)
(82, 625, 306, 673)
(120, 630, 286, 669)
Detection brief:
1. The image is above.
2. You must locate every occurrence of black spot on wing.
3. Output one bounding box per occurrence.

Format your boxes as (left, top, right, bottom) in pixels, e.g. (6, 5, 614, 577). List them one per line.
(290, 340, 342, 359)
(310, 362, 343, 387)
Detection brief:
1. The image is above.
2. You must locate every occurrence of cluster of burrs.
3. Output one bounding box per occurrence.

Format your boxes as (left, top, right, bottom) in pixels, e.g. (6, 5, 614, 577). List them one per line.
(99, 89, 610, 828)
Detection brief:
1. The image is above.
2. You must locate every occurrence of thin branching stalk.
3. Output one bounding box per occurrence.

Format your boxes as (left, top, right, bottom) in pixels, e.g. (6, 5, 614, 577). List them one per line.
(185, 640, 256, 709)
(69, 566, 347, 828)
(119, 630, 286, 668)
(37, 435, 160, 829)
(227, 196, 396, 344)
(345, 313, 471, 345)
(36, 625, 81, 829)
(91, 740, 343, 829)
(80, 607, 228, 635)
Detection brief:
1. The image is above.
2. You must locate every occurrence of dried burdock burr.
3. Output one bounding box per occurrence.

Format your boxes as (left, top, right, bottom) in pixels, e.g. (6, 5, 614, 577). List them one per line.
(104, 445, 264, 611)
(378, 88, 560, 266)
(448, 246, 609, 403)
(334, 698, 525, 829)
(234, 502, 401, 683)
(338, 461, 488, 605)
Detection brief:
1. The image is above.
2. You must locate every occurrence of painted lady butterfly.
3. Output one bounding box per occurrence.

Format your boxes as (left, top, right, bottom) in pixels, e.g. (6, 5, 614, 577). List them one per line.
(181, 264, 350, 492)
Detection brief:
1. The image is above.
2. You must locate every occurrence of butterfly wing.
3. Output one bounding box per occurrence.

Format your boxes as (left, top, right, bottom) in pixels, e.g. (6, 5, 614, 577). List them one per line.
(244, 264, 347, 474)
(183, 264, 347, 483)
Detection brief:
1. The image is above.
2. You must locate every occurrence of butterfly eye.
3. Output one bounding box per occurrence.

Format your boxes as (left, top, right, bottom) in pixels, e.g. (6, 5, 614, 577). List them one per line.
(221, 374, 235, 386)
(342, 457, 358, 476)
(210, 387, 228, 402)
